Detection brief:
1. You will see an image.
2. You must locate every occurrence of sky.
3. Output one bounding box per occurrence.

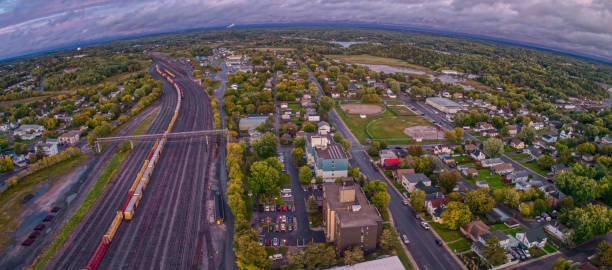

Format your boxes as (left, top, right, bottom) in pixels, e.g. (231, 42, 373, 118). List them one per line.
(0, 0, 611, 61)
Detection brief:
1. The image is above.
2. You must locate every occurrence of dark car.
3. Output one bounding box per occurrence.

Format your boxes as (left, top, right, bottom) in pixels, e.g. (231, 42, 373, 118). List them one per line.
(268, 224, 273, 232)
(34, 224, 45, 231)
(287, 204, 292, 212)
(51, 206, 60, 213)
(22, 239, 34, 246)
(276, 205, 281, 212)
(435, 239, 443, 246)
(265, 239, 271, 246)
(253, 204, 257, 212)
(259, 204, 264, 212)
(43, 215, 54, 222)
(21, 194, 34, 204)
(29, 231, 40, 239)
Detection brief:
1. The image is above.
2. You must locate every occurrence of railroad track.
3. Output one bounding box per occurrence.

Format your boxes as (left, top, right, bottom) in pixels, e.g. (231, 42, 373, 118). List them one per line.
(46, 65, 178, 270)
(97, 56, 217, 269)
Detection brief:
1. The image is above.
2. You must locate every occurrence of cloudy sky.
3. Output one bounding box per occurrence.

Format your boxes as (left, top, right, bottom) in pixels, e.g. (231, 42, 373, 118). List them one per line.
(0, 0, 611, 61)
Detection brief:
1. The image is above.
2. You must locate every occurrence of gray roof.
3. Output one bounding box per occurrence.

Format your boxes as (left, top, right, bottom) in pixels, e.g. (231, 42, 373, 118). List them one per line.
(507, 170, 530, 179)
(403, 173, 430, 184)
(483, 230, 510, 242)
(482, 158, 504, 166)
(324, 182, 382, 228)
(426, 97, 461, 108)
(317, 121, 329, 127)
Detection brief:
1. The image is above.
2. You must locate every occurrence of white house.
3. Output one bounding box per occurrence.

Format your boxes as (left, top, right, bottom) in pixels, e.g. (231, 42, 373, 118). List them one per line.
(529, 121, 545, 130)
(36, 142, 58, 156)
(58, 132, 80, 145)
(317, 122, 331, 135)
(13, 124, 45, 137)
(515, 227, 547, 248)
(470, 150, 486, 161)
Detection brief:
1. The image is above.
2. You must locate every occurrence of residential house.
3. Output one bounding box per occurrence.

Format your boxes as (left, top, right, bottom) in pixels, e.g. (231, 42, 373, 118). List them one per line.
(433, 144, 453, 155)
(400, 173, 431, 193)
(36, 141, 58, 156)
(13, 124, 45, 138)
(453, 92, 463, 99)
(529, 121, 545, 130)
(480, 129, 499, 137)
(491, 163, 514, 175)
(601, 134, 612, 145)
(481, 158, 504, 168)
(476, 180, 489, 188)
(461, 220, 490, 242)
(462, 167, 479, 178)
(379, 149, 401, 170)
(551, 164, 571, 175)
(475, 122, 494, 131)
(515, 227, 547, 248)
(503, 171, 529, 184)
(465, 144, 478, 153)
(480, 231, 515, 249)
(559, 130, 573, 140)
(469, 150, 486, 161)
(544, 222, 571, 243)
(582, 154, 594, 163)
(393, 168, 415, 182)
(58, 132, 80, 145)
(524, 146, 543, 160)
(508, 125, 518, 136)
(425, 197, 450, 223)
(323, 178, 383, 253)
(541, 134, 557, 144)
(280, 102, 288, 109)
(317, 121, 331, 135)
(510, 139, 525, 150)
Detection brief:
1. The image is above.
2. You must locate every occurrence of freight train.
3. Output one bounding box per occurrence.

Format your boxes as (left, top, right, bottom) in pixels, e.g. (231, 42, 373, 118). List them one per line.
(83, 64, 183, 270)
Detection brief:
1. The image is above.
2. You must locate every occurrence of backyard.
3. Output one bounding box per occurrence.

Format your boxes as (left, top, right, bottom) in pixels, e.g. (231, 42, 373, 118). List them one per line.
(462, 162, 508, 190)
(520, 160, 550, 176)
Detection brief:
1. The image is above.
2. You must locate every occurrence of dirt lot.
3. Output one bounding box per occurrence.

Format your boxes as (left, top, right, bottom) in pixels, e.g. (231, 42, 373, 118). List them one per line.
(340, 104, 383, 115)
(404, 125, 445, 140)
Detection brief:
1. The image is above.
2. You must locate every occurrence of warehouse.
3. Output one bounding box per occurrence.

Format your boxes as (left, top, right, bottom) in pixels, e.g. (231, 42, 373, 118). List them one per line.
(426, 97, 463, 114)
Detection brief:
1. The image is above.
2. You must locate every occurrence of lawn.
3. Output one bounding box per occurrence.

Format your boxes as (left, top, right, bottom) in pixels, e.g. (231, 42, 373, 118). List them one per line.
(448, 239, 472, 253)
(288, 103, 300, 112)
(520, 160, 550, 176)
(325, 54, 431, 72)
(428, 221, 463, 242)
(543, 242, 558, 254)
(489, 223, 525, 235)
(387, 105, 415, 116)
(454, 155, 472, 163)
(464, 168, 508, 190)
(131, 108, 159, 136)
(507, 153, 529, 161)
(529, 247, 546, 258)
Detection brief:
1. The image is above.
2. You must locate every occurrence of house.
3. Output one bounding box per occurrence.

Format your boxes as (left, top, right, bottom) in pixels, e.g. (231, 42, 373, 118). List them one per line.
(323, 178, 382, 253)
(400, 173, 431, 193)
(515, 227, 547, 248)
(280, 102, 288, 109)
(480, 231, 514, 249)
(508, 125, 518, 136)
(541, 134, 557, 144)
(461, 220, 490, 242)
(305, 133, 349, 181)
(331, 92, 341, 99)
(379, 149, 401, 170)
(307, 114, 320, 122)
(58, 132, 80, 145)
(318, 121, 331, 135)
(504, 171, 529, 184)
(481, 158, 504, 168)
(559, 130, 573, 139)
(582, 154, 594, 163)
(510, 139, 525, 150)
(601, 134, 612, 145)
(491, 163, 514, 175)
(462, 168, 479, 178)
(425, 197, 450, 223)
(0, 124, 9, 132)
(544, 222, 571, 242)
(480, 129, 499, 137)
(469, 150, 486, 161)
(475, 122, 494, 131)
(13, 124, 45, 138)
(36, 141, 58, 156)
(524, 146, 543, 159)
(465, 144, 478, 153)
(551, 164, 571, 175)
(529, 121, 545, 130)
(476, 180, 489, 188)
(453, 92, 463, 99)
(514, 180, 532, 191)
(433, 144, 453, 155)
(393, 168, 415, 181)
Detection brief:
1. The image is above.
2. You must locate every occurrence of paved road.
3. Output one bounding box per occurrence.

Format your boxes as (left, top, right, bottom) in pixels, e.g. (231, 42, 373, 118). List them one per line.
(307, 68, 463, 270)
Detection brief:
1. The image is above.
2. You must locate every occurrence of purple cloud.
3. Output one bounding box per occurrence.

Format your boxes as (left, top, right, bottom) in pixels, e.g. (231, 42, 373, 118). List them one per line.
(0, 0, 611, 61)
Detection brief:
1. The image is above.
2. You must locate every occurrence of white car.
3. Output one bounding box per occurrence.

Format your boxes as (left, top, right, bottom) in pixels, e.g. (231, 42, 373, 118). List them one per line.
(402, 234, 410, 244)
(421, 222, 430, 230)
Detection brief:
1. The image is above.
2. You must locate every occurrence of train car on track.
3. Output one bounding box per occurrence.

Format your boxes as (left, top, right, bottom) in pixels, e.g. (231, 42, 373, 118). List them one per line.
(165, 69, 175, 78)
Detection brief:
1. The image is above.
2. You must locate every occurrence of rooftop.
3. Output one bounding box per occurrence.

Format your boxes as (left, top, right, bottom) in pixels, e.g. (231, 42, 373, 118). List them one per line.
(402, 173, 430, 184)
(330, 256, 404, 270)
(426, 97, 461, 108)
(315, 143, 347, 160)
(324, 181, 382, 228)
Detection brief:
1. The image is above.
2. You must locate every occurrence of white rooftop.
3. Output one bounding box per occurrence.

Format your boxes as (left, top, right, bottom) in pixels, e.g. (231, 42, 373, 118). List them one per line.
(329, 256, 405, 270)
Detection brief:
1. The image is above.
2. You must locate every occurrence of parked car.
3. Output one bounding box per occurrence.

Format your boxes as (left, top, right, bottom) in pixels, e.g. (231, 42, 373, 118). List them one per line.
(273, 237, 279, 246)
(288, 216, 293, 223)
(259, 204, 264, 212)
(43, 215, 54, 222)
(277, 205, 281, 212)
(259, 238, 264, 246)
(22, 239, 34, 246)
(287, 204, 292, 212)
(269, 254, 283, 261)
(253, 204, 257, 212)
(275, 224, 280, 232)
(282, 215, 287, 223)
(281, 223, 286, 232)
(51, 206, 60, 213)
(34, 224, 45, 231)
(288, 224, 293, 231)
(265, 205, 270, 212)
(420, 222, 430, 230)
(282, 205, 287, 211)
(435, 239, 443, 246)
(402, 199, 409, 205)
(402, 234, 410, 244)
(269, 224, 273, 232)
(265, 239, 271, 246)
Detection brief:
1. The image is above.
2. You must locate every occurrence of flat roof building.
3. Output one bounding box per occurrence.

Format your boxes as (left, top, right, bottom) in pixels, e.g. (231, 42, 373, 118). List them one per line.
(323, 178, 382, 253)
(426, 97, 463, 114)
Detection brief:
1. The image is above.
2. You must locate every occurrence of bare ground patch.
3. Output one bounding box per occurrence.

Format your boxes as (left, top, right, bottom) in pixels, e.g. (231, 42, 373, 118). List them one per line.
(340, 104, 383, 115)
(404, 126, 445, 140)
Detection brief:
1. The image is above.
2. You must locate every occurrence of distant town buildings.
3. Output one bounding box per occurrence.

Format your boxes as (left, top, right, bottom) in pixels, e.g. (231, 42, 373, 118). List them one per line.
(425, 97, 463, 114)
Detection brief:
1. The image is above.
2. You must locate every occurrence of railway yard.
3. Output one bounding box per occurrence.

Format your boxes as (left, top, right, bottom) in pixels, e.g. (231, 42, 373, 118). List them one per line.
(46, 56, 223, 269)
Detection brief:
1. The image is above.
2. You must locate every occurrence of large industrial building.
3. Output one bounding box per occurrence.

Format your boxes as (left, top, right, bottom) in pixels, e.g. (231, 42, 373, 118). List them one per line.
(426, 97, 463, 114)
(323, 178, 383, 253)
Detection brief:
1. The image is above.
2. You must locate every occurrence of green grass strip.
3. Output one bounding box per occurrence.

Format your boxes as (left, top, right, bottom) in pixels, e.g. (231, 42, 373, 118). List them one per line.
(32, 151, 129, 270)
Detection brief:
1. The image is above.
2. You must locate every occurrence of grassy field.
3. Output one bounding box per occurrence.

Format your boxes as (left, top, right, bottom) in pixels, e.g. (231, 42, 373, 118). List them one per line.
(0, 91, 73, 107)
(428, 221, 463, 242)
(387, 105, 415, 116)
(507, 153, 530, 161)
(32, 150, 129, 270)
(131, 108, 159, 135)
(463, 168, 508, 190)
(0, 155, 87, 252)
(448, 239, 472, 253)
(336, 103, 439, 145)
(521, 160, 549, 176)
(325, 54, 431, 72)
(489, 223, 525, 235)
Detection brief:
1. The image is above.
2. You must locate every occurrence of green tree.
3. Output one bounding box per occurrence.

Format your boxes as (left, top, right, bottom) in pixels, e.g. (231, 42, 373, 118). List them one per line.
(289, 243, 336, 270)
(464, 188, 495, 214)
(517, 126, 536, 144)
(550, 257, 573, 270)
(439, 170, 460, 192)
(483, 236, 507, 266)
(292, 147, 305, 166)
(318, 96, 334, 112)
(299, 166, 313, 185)
(483, 137, 504, 157)
(306, 196, 319, 214)
(410, 189, 426, 212)
(596, 240, 612, 267)
(343, 246, 365, 265)
(293, 136, 306, 148)
(252, 132, 278, 159)
(537, 155, 555, 170)
(370, 191, 390, 212)
(408, 145, 424, 156)
(302, 122, 316, 132)
(564, 204, 612, 243)
(378, 228, 400, 253)
(441, 201, 473, 230)
(363, 180, 387, 198)
(520, 202, 533, 217)
(249, 161, 281, 198)
(234, 229, 270, 269)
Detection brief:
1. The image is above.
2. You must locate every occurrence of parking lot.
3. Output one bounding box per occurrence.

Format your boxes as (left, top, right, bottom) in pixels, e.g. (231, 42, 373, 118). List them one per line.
(252, 203, 305, 247)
